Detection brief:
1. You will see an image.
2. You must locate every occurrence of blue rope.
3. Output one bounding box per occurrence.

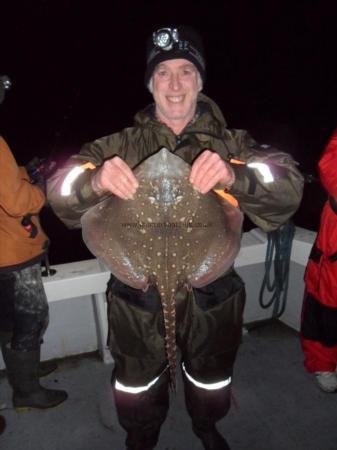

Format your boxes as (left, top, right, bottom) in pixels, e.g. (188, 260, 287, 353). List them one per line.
(258, 220, 295, 318)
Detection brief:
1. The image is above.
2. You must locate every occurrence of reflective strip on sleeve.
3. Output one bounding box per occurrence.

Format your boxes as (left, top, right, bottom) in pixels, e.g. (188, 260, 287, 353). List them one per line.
(182, 362, 231, 390)
(61, 167, 85, 196)
(247, 162, 274, 183)
(115, 374, 160, 394)
(61, 162, 96, 196)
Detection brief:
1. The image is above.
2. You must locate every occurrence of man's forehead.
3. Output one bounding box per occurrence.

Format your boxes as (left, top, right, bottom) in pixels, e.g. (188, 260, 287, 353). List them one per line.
(155, 59, 197, 70)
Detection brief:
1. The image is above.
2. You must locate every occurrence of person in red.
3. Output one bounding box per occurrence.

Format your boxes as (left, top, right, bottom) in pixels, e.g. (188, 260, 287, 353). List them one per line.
(301, 128, 337, 392)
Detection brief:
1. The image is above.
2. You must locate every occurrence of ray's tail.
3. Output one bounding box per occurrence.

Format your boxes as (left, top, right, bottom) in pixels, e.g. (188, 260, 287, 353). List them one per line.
(160, 288, 177, 391)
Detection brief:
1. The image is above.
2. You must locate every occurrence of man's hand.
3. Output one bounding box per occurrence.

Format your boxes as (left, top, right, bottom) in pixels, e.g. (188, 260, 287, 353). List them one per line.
(189, 150, 235, 194)
(91, 156, 139, 200)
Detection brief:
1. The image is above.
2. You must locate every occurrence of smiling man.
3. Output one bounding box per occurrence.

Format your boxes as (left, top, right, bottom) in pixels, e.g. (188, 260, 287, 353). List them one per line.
(149, 59, 202, 133)
(47, 25, 303, 450)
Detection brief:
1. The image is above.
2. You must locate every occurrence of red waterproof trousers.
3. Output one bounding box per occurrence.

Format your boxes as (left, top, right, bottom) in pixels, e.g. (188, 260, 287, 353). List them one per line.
(301, 129, 337, 372)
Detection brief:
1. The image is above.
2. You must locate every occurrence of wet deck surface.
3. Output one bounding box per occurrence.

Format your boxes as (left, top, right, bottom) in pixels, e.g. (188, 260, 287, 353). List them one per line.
(1, 320, 337, 450)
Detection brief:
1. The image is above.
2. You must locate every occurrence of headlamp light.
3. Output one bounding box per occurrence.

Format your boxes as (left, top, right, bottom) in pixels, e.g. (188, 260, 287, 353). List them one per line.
(0, 75, 12, 105)
(0, 75, 12, 91)
(153, 28, 179, 51)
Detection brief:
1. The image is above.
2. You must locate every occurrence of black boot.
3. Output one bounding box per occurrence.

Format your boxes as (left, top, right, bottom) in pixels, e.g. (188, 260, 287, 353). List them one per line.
(183, 371, 231, 450)
(2, 345, 68, 410)
(192, 424, 230, 450)
(0, 334, 56, 378)
(36, 347, 58, 377)
(113, 371, 170, 450)
(0, 331, 12, 347)
(0, 415, 6, 434)
(38, 359, 58, 378)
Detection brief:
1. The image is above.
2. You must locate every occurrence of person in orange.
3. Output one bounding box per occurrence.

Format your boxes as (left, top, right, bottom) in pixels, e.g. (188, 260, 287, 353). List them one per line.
(0, 77, 67, 421)
(301, 128, 337, 392)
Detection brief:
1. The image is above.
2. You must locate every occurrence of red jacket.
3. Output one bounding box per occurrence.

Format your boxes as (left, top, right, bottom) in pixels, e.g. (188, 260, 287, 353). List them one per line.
(0, 136, 49, 271)
(304, 128, 337, 307)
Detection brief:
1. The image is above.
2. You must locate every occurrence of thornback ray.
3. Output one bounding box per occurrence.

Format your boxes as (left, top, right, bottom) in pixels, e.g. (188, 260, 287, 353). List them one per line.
(81, 147, 243, 389)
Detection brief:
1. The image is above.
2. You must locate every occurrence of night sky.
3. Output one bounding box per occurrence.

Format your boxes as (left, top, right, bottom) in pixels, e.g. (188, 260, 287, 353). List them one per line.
(1, 1, 337, 264)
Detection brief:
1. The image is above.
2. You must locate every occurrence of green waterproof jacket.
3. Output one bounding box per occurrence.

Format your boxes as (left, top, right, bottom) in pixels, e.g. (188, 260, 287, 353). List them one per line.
(47, 93, 304, 232)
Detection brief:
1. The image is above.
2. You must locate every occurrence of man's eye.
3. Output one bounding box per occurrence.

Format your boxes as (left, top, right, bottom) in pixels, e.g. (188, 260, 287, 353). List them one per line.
(158, 70, 168, 77)
(181, 68, 194, 76)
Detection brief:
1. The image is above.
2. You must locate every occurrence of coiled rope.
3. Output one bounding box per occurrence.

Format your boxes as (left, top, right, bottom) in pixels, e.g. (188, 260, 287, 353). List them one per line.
(258, 220, 296, 318)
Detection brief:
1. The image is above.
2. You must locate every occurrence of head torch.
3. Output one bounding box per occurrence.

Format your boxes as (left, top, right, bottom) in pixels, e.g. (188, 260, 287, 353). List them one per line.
(0, 75, 12, 104)
(152, 28, 180, 51)
(145, 25, 206, 86)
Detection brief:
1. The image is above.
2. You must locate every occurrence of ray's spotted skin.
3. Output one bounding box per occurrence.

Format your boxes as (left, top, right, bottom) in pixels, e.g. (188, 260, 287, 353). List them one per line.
(82, 148, 243, 387)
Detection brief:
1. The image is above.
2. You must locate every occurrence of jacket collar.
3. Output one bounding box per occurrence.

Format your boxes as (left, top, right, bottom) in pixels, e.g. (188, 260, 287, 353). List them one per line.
(134, 93, 227, 137)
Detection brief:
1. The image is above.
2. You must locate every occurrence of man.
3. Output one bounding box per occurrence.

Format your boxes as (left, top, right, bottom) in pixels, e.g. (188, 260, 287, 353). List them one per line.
(0, 76, 68, 418)
(301, 128, 337, 392)
(47, 26, 303, 450)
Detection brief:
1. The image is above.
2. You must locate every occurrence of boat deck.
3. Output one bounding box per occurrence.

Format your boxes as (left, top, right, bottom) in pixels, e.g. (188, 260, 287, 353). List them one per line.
(1, 320, 336, 450)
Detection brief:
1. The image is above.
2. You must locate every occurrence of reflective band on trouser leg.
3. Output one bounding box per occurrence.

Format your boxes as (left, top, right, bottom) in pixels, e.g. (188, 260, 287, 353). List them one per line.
(115, 374, 161, 394)
(182, 362, 231, 390)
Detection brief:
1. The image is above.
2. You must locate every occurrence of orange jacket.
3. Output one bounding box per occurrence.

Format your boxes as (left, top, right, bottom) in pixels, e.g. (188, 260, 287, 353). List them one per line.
(0, 136, 49, 271)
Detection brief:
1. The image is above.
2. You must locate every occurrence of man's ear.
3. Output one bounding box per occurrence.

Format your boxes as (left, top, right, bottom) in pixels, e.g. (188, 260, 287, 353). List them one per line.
(148, 78, 153, 94)
(197, 73, 203, 92)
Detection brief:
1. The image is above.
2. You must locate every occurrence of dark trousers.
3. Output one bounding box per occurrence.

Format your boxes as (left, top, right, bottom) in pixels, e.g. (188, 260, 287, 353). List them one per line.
(112, 370, 170, 450)
(112, 364, 232, 450)
(0, 264, 49, 351)
(108, 270, 245, 448)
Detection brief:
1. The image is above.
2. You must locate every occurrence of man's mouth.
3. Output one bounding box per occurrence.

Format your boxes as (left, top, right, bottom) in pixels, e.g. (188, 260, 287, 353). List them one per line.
(166, 95, 184, 103)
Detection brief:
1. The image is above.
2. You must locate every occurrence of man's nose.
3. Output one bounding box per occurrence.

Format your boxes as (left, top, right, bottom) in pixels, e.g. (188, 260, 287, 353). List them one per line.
(169, 73, 181, 90)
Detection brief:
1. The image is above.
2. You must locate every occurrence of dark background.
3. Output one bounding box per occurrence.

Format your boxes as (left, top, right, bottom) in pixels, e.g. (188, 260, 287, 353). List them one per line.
(1, 1, 337, 265)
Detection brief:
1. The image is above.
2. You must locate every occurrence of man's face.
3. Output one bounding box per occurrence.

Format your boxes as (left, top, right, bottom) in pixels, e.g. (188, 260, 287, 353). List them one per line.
(151, 59, 202, 132)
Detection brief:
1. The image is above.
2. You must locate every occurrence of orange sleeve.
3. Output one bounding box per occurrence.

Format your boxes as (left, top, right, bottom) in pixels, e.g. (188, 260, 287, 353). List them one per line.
(0, 136, 46, 217)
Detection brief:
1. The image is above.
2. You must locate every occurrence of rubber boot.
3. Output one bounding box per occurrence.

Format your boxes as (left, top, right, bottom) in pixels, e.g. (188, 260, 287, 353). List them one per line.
(0, 334, 56, 378)
(183, 371, 231, 450)
(2, 345, 68, 410)
(38, 359, 58, 378)
(0, 331, 12, 347)
(37, 347, 58, 378)
(0, 415, 6, 434)
(112, 371, 170, 450)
